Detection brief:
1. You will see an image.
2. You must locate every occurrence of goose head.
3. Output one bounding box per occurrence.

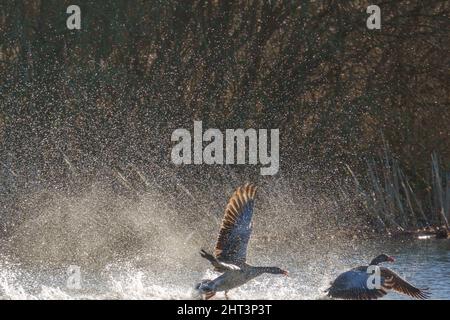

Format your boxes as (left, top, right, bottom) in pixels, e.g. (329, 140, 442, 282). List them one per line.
(369, 254, 395, 265)
(265, 267, 289, 276)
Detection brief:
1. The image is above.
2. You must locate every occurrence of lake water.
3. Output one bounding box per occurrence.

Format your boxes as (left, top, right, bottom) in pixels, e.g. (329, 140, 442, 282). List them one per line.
(0, 236, 448, 300)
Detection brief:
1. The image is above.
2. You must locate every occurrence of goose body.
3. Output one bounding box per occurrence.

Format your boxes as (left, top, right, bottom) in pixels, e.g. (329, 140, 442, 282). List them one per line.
(197, 266, 278, 292)
(326, 254, 430, 300)
(195, 184, 287, 299)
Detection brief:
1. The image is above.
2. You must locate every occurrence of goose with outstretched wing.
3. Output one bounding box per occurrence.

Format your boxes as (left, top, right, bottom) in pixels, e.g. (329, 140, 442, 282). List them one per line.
(195, 184, 288, 300)
(326, 254, 430, 300)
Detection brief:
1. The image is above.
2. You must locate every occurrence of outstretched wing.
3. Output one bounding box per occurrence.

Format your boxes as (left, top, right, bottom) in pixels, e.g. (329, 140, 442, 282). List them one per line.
(214, 184, 257, 265)
(199, 249, 241, 273)
(380, 268, 430, 299)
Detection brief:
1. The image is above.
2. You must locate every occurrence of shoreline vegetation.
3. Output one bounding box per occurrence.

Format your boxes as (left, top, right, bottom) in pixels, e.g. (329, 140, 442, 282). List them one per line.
(347, 140, 449, 239)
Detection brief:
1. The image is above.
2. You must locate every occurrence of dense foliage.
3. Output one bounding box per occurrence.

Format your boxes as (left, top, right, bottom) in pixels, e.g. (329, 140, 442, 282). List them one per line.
(0, 1, 448, 234)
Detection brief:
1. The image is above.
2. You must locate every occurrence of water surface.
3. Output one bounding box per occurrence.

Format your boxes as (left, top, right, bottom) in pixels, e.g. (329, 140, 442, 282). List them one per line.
(0, 237, 448, 299)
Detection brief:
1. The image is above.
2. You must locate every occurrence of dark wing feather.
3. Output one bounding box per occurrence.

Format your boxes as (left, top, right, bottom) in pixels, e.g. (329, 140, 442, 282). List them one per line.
(327, 267, 391, 300)
(214, 184, 257, 265)
(380, 267, 430, 299)
(199, 249, 240, 272)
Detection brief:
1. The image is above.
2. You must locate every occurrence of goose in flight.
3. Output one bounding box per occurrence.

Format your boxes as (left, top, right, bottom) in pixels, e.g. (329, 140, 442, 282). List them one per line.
(326, 254, 430, 300)
(195, 184, 288, 300)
